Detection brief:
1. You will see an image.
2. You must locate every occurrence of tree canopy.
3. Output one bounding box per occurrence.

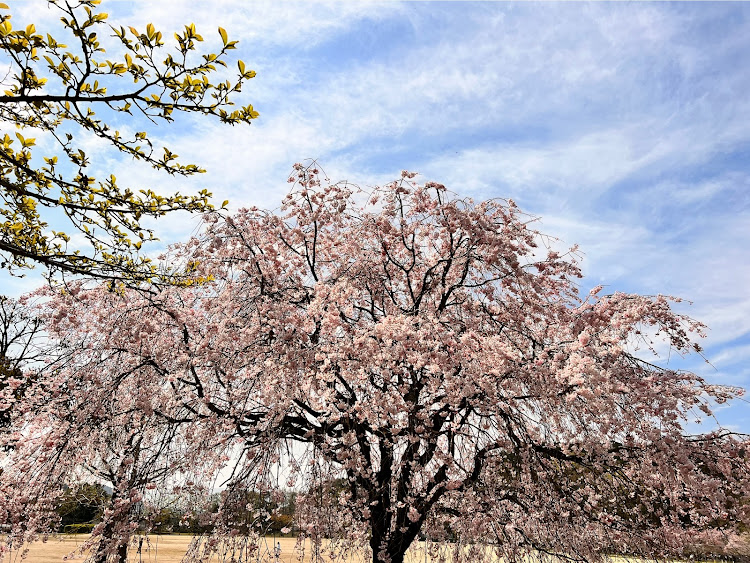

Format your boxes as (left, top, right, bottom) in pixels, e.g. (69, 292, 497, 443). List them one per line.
(0, 0, 257, 282)
(1, 167, 748, 563)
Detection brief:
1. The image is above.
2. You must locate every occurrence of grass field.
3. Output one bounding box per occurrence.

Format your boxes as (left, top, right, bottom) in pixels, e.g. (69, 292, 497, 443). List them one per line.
(4, 535, 732, 563)
(3, 535, 284, 563)
(5, 535, 276, 563)
(0, 534, 449, 563)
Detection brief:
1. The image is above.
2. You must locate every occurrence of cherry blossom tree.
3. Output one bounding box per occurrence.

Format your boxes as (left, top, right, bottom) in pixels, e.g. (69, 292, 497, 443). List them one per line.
(0, 287, 233, 563)
(3, 165, 749, 563)
(168, 165, 750, 562)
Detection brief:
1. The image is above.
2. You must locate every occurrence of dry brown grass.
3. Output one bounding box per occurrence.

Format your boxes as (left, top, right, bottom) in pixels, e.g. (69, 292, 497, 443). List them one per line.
(11, 536, 724, 563)
(2, 535, 294, 563)
(5, 534, 745, 563)
(1, 535, 446, 563)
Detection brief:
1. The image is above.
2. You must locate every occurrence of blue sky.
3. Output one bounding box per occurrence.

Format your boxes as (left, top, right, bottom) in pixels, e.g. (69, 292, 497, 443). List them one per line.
(3, 1, 750, 432)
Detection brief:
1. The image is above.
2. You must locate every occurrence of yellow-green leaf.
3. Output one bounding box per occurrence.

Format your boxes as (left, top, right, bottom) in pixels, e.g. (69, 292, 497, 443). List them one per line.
(218, 26, 228, 45)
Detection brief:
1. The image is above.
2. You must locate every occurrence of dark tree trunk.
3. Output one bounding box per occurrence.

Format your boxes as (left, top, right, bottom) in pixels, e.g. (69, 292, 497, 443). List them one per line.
(91, 513, 129, 563)
(369, 533, 409, 563)
(370, 508, 388, 563)
(92, 504, 130, 563)
(364, 450, 431, 563)
(368, 507, 422, 563)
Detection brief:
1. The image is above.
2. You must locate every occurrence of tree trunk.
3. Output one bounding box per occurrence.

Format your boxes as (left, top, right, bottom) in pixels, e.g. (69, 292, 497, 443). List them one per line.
(369, 539, 407, 563)
(369, 524, 414, 563)
(91, 518, 129, 563)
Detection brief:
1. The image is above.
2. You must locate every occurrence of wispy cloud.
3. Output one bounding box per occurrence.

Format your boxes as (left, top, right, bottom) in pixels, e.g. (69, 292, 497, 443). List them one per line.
(3, 1, 750, 430)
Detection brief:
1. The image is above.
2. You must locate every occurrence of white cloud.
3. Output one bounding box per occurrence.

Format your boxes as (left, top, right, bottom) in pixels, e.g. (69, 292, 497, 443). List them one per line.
(108, 1, 407, 51)
(4, 1, 750, 432)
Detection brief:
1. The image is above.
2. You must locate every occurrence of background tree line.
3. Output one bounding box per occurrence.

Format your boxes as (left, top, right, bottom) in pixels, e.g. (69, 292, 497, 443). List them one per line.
(55, 483, 297, 536)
